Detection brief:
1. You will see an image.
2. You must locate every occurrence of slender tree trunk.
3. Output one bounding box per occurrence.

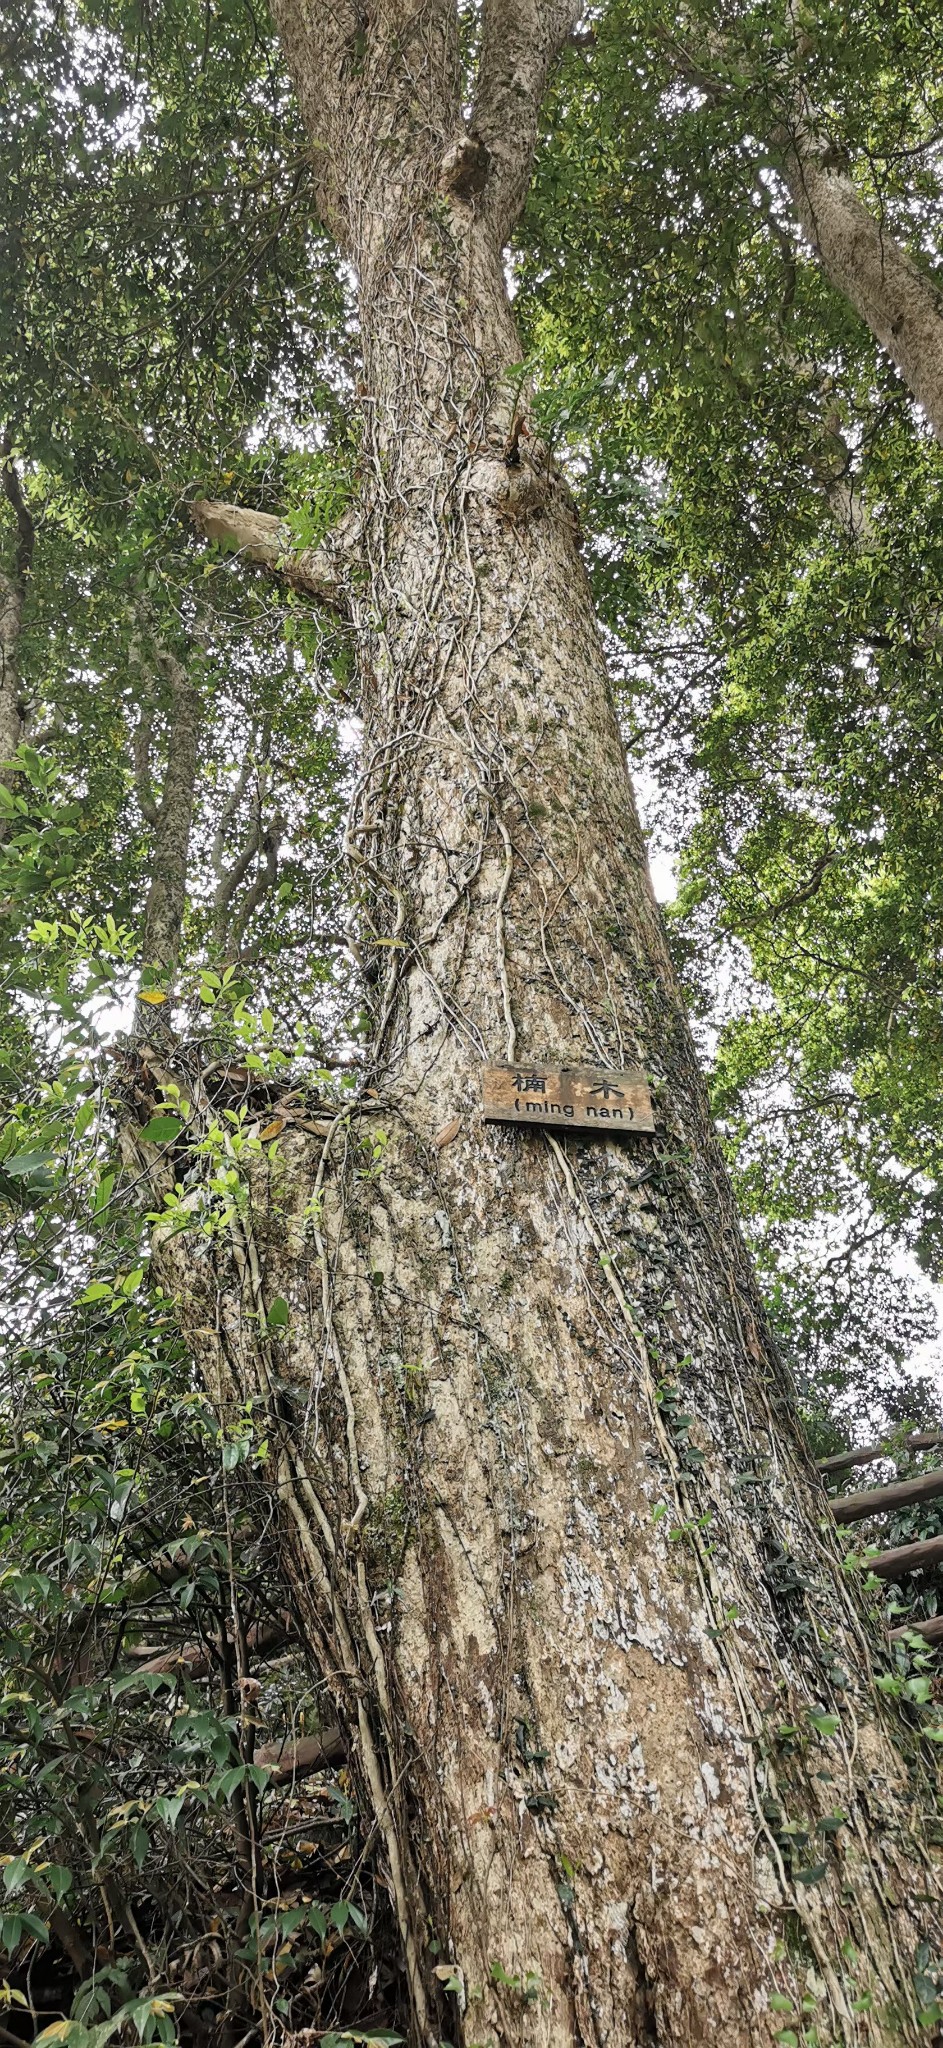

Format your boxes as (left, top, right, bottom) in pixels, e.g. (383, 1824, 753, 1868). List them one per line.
(0, 440, 34, 782)
(662, 22, 943, 446)
(132, 619, 202, 1001)
(778, 116, 943, 446)
(0, 564, 25, 771)
(139, 687, 200, 982)
(157, 5, 941, 2042)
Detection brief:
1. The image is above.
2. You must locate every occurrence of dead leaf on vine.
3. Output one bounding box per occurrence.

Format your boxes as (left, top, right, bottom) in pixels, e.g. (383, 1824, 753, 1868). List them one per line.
(435, 1117, 461, 1149)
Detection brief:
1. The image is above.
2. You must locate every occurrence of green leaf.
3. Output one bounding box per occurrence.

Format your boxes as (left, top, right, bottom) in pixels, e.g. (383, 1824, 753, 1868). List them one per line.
(3, 1857, 30, 1895)
(214, 1765, 247, 1800)
(4, 1150, 56, 1178)
(808, 1712, 840, 1737)
(140, 1116, 183, 1145)
(266, 1296, 289, 1328)
(19, 1911, 49, 1944)
(154, 1795, 186, 1829)
(111, 1671, 176, 1698)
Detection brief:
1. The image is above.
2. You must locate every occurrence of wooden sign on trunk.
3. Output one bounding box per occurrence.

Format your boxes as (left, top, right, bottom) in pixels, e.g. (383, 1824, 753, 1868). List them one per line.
(482, 1062, 654, 1134)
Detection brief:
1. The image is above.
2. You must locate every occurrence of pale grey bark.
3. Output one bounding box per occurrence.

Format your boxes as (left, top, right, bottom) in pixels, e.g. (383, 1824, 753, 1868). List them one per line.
(780, 115, 943, 446)
(654, 20, 943, 445)
(190, 498, 354, 613)
(210, 747, 287, 960)
(159, 2, 943, 2041)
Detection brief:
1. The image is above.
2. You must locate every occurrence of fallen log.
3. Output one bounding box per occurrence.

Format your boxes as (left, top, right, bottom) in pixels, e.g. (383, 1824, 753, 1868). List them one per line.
(255, 1729, 345, 1784)
(818, 1429, 943, 1479)
(830, 1467, 943, 1525)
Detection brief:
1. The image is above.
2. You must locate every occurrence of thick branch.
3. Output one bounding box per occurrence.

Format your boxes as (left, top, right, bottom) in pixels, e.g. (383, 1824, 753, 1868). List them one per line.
(137, 1613, 293, 1679)
(1, 435, 35, 589)
(818, 1429, 943, 1479)
(779, 118, 943, 446)
(132, 702, 160, 827)
(472, 0, 583, 245)
(869, 1534, 943, 1582)
(889, 1614, 943, 1645)
(266, 0, 361, 235)
(647, 23, 943, 445)
(131, 607, 203, 1003)
(191, 498, 353, 612)
(255, 1728, 345, 1784)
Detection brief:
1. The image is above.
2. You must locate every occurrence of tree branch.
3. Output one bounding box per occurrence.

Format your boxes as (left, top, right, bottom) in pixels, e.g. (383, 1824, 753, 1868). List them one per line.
(213, 771, 267, 928)
(267, 0, 362, 236)
(0, 432, 35, 589)
(255, 1727, 345, 1784)
(129, 601, 204, 995)
(471, 0, 583, 245)
(191, 497, 354, 613)
(211, 750, 256, 882)
(230, 809, 286, 956)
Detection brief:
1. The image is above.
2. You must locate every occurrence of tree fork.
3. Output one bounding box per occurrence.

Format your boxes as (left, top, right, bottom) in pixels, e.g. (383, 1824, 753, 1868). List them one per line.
(155, 0, 943, 2040)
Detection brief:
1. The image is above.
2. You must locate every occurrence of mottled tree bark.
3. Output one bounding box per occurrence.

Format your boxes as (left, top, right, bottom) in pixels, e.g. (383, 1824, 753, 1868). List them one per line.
(159, 4, 941, 2043)
(779, 111, 943, 446)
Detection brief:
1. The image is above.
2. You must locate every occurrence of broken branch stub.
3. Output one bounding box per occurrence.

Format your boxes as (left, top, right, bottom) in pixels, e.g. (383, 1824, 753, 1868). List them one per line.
(190, 497, 353, 612)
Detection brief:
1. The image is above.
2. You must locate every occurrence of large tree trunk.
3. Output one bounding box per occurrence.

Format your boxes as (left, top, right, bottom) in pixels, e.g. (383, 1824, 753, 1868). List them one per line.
(157, 5, 941, 2042)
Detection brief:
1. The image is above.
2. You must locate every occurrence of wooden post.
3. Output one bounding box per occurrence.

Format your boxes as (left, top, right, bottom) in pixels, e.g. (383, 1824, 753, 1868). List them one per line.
(867, 1534, 943, 1581)
(829, 1467, 943, 1524)
(818, 1429, 943, 1479)
(889, 1614, 943, 1645)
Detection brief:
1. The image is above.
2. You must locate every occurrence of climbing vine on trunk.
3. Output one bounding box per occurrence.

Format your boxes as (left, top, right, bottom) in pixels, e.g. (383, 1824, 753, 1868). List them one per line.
(125, 0, 943, 2041)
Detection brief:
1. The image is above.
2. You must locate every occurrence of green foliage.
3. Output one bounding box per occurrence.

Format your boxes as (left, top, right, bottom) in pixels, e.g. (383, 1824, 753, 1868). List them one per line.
(0, 10, 387, 2039)
(0, 1266, 392, 2042)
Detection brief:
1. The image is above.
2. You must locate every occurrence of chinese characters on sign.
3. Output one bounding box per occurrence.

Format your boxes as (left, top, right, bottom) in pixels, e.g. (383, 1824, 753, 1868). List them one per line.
(481, 1063, 655, 1133)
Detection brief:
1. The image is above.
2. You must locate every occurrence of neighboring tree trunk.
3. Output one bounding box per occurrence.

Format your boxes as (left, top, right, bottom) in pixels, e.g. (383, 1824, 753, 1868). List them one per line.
(0, 436, 34, 781)
(777, 107, 943, 446)
(155, 5, 941, 2043)
(131, 613, 202, 997)
(656, 21, 943, 446)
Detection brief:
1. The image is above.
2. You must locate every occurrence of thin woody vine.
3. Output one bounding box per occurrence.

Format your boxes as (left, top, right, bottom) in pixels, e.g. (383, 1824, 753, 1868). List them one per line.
(115, 966, 943, 2046)
(117, 345, 943, 2047)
